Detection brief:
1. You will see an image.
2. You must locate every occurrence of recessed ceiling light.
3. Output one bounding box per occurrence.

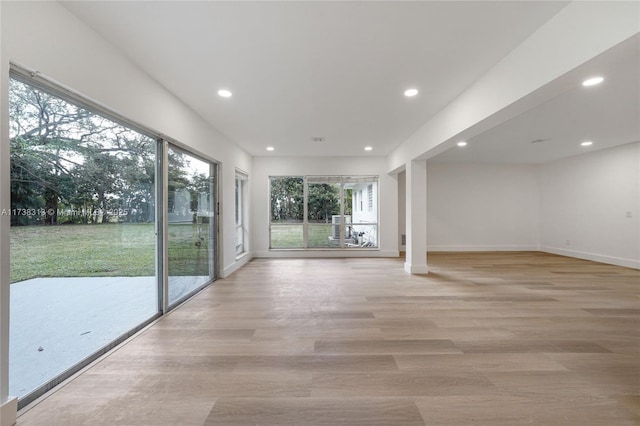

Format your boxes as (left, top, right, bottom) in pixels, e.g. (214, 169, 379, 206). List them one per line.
(404, 88, 418, 97)
(266, 146, 275, 151)
(582, 77, 604, 87)
(364, 146, 373, 151)
(581, 141, 593, 147)
(217, 89, 232, 98)
(457, 141, 467, 147)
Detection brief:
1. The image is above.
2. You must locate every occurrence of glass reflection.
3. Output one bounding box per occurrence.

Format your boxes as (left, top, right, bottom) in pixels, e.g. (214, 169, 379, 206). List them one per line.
(167, 147, 215, 305)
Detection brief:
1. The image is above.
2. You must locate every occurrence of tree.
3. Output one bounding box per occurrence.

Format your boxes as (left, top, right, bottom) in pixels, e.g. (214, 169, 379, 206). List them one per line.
(9, 78, 156, 226)
(307, 183, 340, 223)
(270, 177, 303, 222)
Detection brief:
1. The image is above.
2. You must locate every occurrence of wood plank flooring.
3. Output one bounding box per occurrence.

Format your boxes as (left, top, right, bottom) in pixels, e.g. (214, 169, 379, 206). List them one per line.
(17, 252, 640, 425)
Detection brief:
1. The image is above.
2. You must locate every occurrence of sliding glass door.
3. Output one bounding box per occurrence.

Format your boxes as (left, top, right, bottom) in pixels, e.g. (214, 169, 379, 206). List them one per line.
(167, 146, 217, 306)
(8, 68, 220, 408)
(8, 76, 159, 403)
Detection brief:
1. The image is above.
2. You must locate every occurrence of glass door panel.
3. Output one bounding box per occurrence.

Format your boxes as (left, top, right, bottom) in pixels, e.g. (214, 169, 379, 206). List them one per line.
(8, 77, 158, 403)
(167, 146, 216, 306)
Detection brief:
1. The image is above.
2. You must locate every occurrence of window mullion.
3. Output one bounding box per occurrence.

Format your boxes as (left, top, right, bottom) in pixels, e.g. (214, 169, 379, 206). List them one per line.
(157, 138, 169, 314)
(303, 177, 309, 248)
(339, 183, 345, 248)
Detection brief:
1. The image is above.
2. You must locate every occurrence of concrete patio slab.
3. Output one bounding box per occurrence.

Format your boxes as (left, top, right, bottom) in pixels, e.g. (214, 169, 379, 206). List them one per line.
(9, 275, 209, 398)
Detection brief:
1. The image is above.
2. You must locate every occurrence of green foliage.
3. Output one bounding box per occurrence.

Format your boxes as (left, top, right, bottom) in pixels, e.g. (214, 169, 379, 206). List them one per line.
(8, 79, 217, 284)
(307, 183, 340, 223)
(270, 177, 303, 222)
(270, 178, 353, 225)
(9, 78, 156, 226)
(344, 188, 353, 216)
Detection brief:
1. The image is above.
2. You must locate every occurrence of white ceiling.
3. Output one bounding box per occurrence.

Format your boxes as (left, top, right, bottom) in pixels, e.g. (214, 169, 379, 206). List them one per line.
(430, 33, 640, 164)
(61, 1, 572, 158)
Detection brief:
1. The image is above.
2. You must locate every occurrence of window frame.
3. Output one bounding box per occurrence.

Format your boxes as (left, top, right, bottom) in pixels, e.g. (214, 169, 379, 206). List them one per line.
(7, 63, 222, 409)
(235, 169, 248, 257)
(269, 175, 379, 250)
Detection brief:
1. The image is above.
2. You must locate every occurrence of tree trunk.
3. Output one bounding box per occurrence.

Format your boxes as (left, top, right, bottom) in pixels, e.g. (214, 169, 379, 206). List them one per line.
(95, 193, 104, 224)
(43, 189, 58, 225)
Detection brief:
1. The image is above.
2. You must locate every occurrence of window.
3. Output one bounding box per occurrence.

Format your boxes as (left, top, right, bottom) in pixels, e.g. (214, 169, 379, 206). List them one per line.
(269, 176, 378, 249)
(7, 66, 220, 408)
(235, 170, 248, 256)
(307, 181, 341, 248)
(9, 75, 159, 403)
(269, 176, 304, 248)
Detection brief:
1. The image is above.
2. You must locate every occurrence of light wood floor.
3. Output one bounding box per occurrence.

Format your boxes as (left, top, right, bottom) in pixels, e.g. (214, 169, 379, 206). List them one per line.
(17, 252, 640, 425)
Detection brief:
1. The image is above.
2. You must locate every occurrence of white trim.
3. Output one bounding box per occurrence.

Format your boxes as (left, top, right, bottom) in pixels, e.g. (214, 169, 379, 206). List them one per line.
(1, 397, 17, 426)
(541, 246, 640, 270)
(234, 251, 251, 263)
(404, 262, 428, 274)
(254, 250, 399, 258)
(1, 26, 12, 410)
(224, 252, 252, 277)
(235, 170, 248, 257)
(428, 245, 539, 252)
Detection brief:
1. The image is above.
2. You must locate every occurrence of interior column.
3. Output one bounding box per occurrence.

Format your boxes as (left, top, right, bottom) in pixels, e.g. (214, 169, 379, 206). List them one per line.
(404, 159, 428, 274)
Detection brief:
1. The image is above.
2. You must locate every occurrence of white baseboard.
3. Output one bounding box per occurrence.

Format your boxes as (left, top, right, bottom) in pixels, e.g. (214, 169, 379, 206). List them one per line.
(427, 245, 539, 252)
(254, 250, 399, 258)
(1, 397, 17, 426)
(404, 262, 428, 274)
(222, 252, 252, 277)
(541, 246, 640, 270)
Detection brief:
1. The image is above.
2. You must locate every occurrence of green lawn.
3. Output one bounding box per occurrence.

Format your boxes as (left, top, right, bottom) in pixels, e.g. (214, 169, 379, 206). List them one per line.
(10, 223, 211, 283)
(167, 223, 212, 277)
(270, 224, 304, 248)
(270, 224, 377, 249)
(270, 224, 338, 248)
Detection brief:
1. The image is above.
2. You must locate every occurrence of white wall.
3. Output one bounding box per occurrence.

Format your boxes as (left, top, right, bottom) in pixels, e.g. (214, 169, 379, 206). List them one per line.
(419, 143, 640, 270)
(1, 1, 252, 279)
(539, 142, 640, 269)
(425, 163, 540, 251)
(252, 156, 398, 257)
(388, 1, 640, 173)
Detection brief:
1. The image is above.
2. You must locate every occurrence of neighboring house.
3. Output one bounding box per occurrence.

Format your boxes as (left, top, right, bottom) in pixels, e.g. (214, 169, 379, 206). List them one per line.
(348, 182, 378, 246)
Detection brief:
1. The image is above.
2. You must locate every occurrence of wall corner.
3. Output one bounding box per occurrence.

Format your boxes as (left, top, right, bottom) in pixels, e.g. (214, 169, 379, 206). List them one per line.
(0, 397, 17, 426)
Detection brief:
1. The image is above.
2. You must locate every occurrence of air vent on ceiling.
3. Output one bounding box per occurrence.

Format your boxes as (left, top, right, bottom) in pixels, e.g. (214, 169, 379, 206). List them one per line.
(311, 137, 325, 142)
(529, 138, 550, 144)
